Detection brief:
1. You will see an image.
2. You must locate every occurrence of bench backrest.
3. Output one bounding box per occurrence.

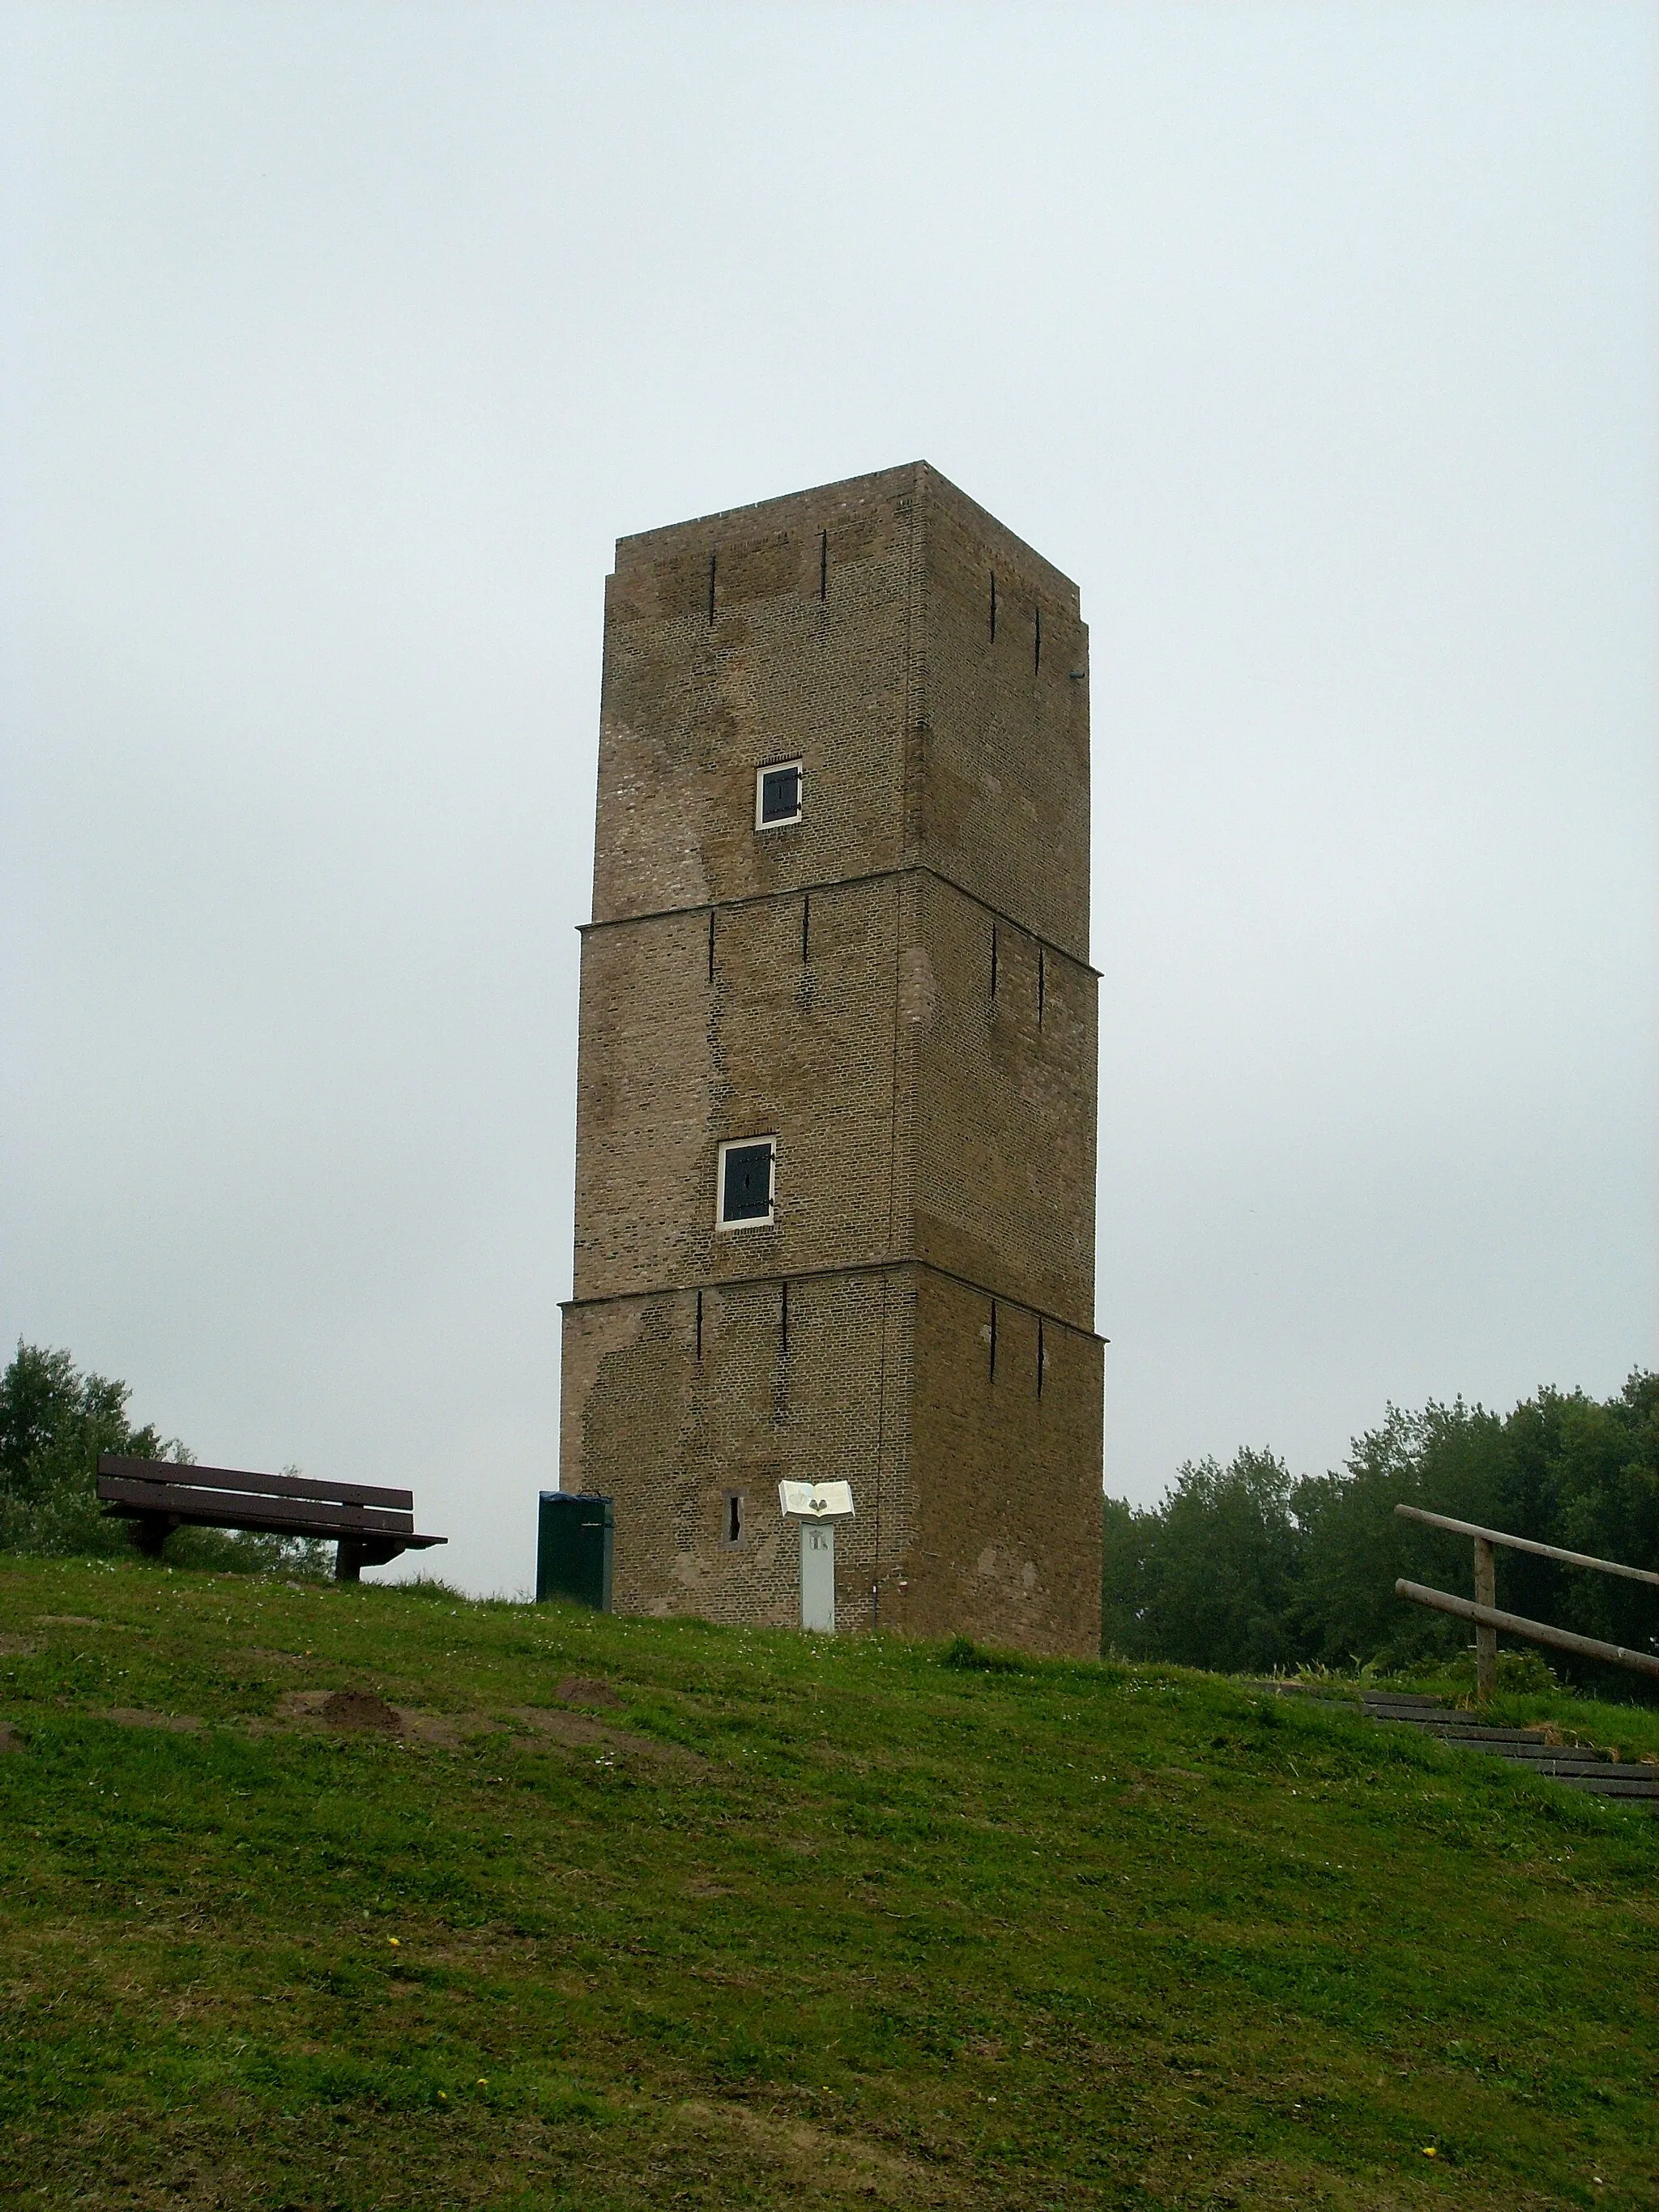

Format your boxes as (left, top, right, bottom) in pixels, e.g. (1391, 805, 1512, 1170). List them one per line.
(96, 1455, 415, 1536)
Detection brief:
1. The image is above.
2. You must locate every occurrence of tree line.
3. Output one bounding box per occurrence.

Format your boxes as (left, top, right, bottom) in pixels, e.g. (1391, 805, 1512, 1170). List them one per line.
(1102, 1373, 1659, 1696)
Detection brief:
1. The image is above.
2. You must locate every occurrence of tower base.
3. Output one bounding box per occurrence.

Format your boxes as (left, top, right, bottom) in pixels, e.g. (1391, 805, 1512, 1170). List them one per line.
(559, 1261, 1102, 1658)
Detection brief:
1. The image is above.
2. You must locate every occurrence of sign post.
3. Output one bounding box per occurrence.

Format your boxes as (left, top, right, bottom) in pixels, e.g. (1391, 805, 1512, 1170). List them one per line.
(778, 1481, 855, 1633)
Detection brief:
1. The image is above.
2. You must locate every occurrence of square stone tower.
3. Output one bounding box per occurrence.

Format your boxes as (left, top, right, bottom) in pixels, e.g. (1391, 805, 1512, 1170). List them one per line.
(559, 462, 1102, 1656)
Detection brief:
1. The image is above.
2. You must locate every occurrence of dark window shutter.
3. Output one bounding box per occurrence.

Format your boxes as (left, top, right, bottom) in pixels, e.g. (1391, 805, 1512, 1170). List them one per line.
(760, 765, 800, 823)
(723, 1142, 774, 1221)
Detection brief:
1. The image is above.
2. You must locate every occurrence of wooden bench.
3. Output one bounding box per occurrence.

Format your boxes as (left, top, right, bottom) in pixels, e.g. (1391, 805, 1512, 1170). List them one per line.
(96, 1455, 448, 1583)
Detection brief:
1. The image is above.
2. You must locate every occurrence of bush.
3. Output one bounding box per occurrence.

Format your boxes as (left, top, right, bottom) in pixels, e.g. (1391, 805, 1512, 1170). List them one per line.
(942, 1634, 1024, 1673)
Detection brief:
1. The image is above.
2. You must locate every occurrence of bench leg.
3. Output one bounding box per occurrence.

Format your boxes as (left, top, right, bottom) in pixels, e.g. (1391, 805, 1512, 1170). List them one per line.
(129, 1515, 175, 1558)
(335, 1537, 406, 1583)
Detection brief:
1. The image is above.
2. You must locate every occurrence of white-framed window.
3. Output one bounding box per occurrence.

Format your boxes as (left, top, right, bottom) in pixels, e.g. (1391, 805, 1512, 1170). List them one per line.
(716, 1136, 777, 1230)
(755, 759, 803, 830)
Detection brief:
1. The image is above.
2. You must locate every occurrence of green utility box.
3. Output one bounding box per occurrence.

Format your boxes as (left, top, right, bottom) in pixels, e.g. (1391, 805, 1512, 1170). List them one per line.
(535, 1490, 613, 1611)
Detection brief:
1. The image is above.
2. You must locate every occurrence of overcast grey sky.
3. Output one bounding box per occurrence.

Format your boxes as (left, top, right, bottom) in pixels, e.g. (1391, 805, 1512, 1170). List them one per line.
(2, 2, 1653, 1596)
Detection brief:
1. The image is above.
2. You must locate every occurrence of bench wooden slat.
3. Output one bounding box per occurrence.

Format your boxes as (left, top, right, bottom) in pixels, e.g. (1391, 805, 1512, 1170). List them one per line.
(98, 1475, 414, 1537)
(94, 1453, 446, 1580)
(97, 1455, 413, 1513)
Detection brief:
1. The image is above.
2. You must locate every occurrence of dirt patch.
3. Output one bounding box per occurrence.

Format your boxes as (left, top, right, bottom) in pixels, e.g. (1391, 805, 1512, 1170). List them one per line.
(36, 1615, 102, 1629)
(237, 1647, 309, 1664)
(276, 1688, 402, 1731)
(268, 1689, 498, 1745)
(274, 1689, 334, 1720)
(676, 2097, 942, 2202)
(556, 1676, 623, 1709)
(509, 1706, 702, 1772)
(0, 1721, 23, 1753)
(320, 1690, 403, 1733)
(0, 1634, 36, 1656)
(510, 1705, 609, 1747)
(95, 1709, 203, 1733)
(394, 1709, 502, 1748)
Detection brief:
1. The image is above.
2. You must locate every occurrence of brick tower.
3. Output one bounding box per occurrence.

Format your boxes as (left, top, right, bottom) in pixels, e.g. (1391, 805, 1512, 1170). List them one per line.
(559, 462, 1102, 1656)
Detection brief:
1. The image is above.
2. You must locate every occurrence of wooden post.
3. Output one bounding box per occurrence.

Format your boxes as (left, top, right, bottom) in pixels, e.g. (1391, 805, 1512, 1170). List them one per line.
(1472, 1536, 1497, 1702)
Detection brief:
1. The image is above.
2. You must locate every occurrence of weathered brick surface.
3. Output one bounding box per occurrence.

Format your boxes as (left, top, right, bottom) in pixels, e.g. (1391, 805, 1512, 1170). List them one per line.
(561, 463, 1102, 1656)
(572, 876, 906, 1302)
(906, 872, 1097, 1328)
(917, 479, 1091, 961)
(561, 1271, 913, 1632)
(594, 470, 916, 923)
(898, 1271, 1103, 1657)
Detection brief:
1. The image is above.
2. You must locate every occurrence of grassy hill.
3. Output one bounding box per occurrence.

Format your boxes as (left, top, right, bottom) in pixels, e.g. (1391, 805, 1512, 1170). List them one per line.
(2, 1556, 1657, 2210)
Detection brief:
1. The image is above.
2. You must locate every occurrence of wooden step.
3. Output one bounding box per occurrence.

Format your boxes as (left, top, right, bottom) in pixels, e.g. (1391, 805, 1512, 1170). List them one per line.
(1427, 1726, 1579, 1744)
(1239, 1685, 1657, 1805)
(1478, 1741, 1607, 1760)
(1350, 1692, 1657, 1806)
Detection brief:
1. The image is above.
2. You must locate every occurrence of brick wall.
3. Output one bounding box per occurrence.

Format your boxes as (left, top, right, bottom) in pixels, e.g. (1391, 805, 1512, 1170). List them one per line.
(561, 1268, 915, 1632)
(906, 872, 1098, 1329)
(593, 469, 917, 923)
(571, 873, 908, 1302)
(899, 1268, 1104, 1657)
(914, 471, 1091, 961)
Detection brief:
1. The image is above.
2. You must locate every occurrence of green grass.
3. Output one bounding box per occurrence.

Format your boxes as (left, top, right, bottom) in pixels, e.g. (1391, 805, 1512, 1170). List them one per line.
(2, 1556, 1657, 2210)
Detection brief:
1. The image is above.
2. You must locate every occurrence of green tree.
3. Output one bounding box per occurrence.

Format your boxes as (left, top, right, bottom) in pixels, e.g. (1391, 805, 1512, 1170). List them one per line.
(0, 1340, 181, 1557)
(1107, 1447, 1306, 1673)
(1099, 1491, 1155, 1658)
(1489, 1379, 1659, 1690)
(1290, 1400, 1511, 1669)
(0, 1340, 330, 1574)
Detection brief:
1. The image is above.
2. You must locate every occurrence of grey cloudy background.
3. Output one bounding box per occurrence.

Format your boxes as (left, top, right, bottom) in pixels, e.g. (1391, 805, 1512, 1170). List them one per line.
(2, 2, 1653, 1597)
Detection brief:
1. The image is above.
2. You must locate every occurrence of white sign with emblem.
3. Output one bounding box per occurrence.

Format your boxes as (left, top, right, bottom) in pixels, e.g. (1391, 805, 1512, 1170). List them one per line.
(777, 1481, 855, 1633)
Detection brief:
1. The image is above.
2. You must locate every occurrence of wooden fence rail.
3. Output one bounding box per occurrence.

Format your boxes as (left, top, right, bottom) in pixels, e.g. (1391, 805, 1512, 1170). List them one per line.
(1393, 1503, 1659, 1588)
(1393, 1579, 1659, 1683)
(1392, 1503, 1659, 1700)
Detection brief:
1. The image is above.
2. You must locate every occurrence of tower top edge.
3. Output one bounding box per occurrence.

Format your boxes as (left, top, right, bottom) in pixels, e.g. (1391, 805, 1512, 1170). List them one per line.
(611, 461, 1081, 609)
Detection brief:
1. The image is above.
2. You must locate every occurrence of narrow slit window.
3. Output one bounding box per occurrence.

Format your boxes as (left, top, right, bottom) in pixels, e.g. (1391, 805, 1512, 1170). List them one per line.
(1037, 1316, 1045, 1397)
(716, 1136, 777, 1230)
(989, 1299, 998, 1382)
(819, 529, 828, 600)
(1038, 947, 1045, 1024)
(801, 892, 811, 962)
(722, 1492, 745, 1546)
(1034, 604, 1042, 674)
(990, 924, 999, 999)
(756, 759, 804, 830)
(707, 909, 716, 982)
(695, 1289, 704, 1362)
(989, 570, 997, 641)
